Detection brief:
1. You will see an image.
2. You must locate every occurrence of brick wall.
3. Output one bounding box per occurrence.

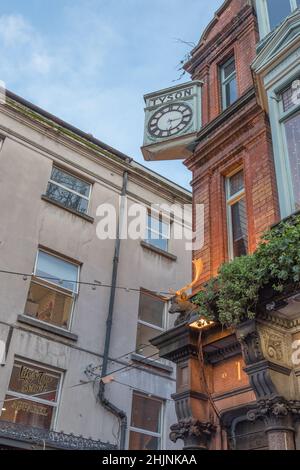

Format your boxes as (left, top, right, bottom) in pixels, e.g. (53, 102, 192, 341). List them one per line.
(184, 0, 280, 290)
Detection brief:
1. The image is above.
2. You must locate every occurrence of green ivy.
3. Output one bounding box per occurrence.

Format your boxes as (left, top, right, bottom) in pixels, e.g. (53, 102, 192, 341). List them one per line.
(193, 214, 300, 326)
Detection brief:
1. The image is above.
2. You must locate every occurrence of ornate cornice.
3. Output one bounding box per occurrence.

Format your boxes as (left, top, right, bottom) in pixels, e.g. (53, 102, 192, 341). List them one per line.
(204, 341, 241, 364)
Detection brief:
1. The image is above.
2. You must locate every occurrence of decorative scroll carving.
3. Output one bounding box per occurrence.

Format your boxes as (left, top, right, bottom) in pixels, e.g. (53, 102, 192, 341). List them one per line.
(247, 397, 300, 428)
(0, 421, 116, 450)
(236, 328, 264, 366)
(170, 418, 216, 450)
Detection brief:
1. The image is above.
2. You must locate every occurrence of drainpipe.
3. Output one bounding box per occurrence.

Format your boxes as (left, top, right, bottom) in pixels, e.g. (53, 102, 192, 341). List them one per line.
(98, 170, 128, 450)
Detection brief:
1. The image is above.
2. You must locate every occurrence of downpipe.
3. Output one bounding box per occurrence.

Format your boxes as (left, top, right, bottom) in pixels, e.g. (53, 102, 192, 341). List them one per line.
(98, 170, 128, 450)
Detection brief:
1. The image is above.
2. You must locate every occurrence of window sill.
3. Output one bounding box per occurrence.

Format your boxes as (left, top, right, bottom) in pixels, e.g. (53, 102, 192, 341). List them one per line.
(131, 353, 173, 374)
(140, 241, 177, 262)
(17, 314, 78, 341)
(41, 195, 94, 223)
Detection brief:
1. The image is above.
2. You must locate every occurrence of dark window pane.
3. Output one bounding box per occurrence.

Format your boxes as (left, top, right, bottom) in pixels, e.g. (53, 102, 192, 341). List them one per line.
(136, 323, 160, 357)
(0, 396, 54, 430)
(25, 282, 73, 329)
(225, 78, 238, 108)
(297, 0, 300, 7)
(231, 198, 248, 257)
(46, 182, 88, 214)
(130, 393, 162, 433)
(138, 292, 165, 327)
(284, 112, 300, 210)
(228, 77, 237, 105)
(223, 58, 235, 79)
(223, 76, 237, 109)
(129, 431, 159, 450)
(229, 170, 244, 197)
(8, 362, 60, 401)
(267, 0, 292, 31)
(51, 168, 90, 197)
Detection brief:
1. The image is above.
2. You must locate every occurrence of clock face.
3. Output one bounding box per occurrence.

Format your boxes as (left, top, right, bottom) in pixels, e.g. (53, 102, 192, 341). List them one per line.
(148, 102, 193, 138)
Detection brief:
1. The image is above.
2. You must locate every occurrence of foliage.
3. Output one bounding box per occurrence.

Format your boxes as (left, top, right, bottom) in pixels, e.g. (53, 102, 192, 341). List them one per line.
(193, 215, 300, 326)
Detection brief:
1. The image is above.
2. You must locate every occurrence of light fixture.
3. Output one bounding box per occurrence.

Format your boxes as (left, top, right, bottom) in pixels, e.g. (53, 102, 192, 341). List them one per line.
(189, 318, 215, 331)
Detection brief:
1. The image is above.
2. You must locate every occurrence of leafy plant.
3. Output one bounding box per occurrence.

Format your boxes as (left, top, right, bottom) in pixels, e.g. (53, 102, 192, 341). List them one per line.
(193, 215, 300, 326)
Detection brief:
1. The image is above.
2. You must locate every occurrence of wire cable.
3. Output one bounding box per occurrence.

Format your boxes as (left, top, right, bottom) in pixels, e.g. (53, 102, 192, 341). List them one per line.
(0, 269, 174, 296)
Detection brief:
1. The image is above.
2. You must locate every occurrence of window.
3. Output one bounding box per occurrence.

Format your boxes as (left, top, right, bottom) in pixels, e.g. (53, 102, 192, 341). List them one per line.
(257, 0, 299, 37)
(136, 291, 166, 358)
(46, 167, 91, 215)
(24, 250, 79, 329)
(129, 392, 163, 450)
(145, 213, 170, 252)
(220, 56, 238, 111)
(0, 360, 62, 430)
(266, 0, 293, 30)
(226, 170, 248, 259)
(280, 80, 300, 211)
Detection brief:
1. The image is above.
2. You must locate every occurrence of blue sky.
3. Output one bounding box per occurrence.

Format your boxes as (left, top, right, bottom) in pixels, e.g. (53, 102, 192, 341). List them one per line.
(0, 0, 223, 189)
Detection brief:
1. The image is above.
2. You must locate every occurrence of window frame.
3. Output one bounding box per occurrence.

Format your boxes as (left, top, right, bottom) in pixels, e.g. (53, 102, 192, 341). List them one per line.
(24, 249, 80, 331)
(1, 359, 63, 431)
(277, 79, 300, 213)
(256, 0, 299, 38)
(225, 169, 247, 261)
(145, 211, 171, 253)
(129, 391, 164, 450)
(220, 55, 237, 111)
(46, 166, 92, 215)
(136, 290, 168, 357)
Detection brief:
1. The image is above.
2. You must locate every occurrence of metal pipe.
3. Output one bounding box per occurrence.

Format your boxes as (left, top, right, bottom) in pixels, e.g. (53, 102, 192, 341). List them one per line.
(99, 170, 128, 450)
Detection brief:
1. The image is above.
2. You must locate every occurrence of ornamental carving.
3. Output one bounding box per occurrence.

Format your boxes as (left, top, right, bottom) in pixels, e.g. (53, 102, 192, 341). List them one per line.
(0, 420, 115, 450)
(169, 294, 198, 326)
(247, 397, 300, 428)
(259, 326, 292, 366)
(170, 419, 216, 449)
(236, 329, 264, 366)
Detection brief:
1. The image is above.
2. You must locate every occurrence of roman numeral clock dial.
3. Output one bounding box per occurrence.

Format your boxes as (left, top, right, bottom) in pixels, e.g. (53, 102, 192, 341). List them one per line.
(148, 103, 193, 138)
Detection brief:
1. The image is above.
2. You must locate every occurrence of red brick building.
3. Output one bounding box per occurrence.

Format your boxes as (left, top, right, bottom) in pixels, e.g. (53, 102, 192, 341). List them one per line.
(152, 0, 300, 451)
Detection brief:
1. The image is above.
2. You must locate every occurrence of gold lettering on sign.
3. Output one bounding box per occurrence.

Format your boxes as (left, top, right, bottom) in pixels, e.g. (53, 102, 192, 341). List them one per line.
(12, 400, 49, 417)
(19, 366, 53, 395)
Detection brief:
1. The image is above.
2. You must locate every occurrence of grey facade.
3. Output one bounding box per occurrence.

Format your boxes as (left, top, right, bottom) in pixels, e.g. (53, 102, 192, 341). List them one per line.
(0, 91, 191, 449)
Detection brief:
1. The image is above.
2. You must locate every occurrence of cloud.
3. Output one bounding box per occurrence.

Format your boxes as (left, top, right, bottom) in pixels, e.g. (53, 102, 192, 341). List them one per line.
(0, 14, 31, 46)
(0, 1, 224, 188)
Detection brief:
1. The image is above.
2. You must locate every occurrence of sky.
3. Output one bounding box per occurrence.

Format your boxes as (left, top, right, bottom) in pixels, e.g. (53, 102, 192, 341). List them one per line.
(0, 0, 223, 190)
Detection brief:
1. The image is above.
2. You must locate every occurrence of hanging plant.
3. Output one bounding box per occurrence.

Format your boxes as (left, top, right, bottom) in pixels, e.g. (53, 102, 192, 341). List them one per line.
(193, 214, 300, 326)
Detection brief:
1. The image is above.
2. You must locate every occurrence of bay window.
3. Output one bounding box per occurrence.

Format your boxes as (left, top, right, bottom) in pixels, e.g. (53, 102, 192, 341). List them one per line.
(226, 170, 248, 259)
(129, 392, 163, 450)
(0, 360, 62, 430)
(256, 0, 299, 38)
(24, 250, 79, 330)
(280, 80, 300, 211)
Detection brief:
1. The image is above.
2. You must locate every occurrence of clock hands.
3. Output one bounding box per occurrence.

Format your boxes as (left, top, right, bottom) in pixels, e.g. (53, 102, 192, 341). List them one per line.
(167, 117, 182, 130)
